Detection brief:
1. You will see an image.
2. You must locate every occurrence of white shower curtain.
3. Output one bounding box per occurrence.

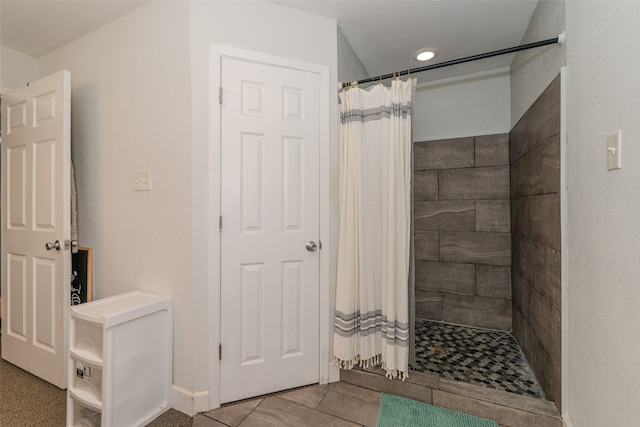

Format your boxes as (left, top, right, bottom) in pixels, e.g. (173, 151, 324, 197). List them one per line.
(334, 78, 415, 380)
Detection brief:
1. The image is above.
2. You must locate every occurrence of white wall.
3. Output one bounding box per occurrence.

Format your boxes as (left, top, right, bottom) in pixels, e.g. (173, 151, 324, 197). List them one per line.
(38, 0, 338, 413)
(338, 25, 369, 84)
(0, 45, 38, 91)
(413, 68, 511, 142)
(565, 2, 640, 426)
(38, 0, 196, 397)
(510, 0, 565, 126)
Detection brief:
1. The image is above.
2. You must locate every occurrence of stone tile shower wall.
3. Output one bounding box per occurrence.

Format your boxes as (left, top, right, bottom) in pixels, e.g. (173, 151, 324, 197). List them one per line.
(414, 134, 512, 332)
(510, 75, 561, 410)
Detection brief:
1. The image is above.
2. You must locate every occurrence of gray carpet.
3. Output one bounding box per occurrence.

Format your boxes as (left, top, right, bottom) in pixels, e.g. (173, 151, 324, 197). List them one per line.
(0, 338, 192, 426)
(0, 344, 67, 426)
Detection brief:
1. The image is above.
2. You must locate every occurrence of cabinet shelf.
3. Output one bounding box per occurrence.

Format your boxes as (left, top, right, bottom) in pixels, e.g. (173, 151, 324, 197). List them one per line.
(69, 348, 103, 367)
(69, 388, 102, 411)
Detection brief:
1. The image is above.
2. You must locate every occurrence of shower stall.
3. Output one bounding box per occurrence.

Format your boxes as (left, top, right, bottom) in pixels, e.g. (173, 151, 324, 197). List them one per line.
(340, 74, 562, 425)
(412, 74, 561, 410)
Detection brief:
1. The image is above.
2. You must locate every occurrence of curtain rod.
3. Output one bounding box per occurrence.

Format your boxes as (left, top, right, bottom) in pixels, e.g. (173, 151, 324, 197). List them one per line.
(341, 32, 566, 89)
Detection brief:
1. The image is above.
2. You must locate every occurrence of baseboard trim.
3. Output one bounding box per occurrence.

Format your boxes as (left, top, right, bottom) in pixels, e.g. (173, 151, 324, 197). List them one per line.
(562, 413, 574, 427)
(328, 363, 340, 383)
(172, 385, 210, 416)
(194, 390, 210, 413)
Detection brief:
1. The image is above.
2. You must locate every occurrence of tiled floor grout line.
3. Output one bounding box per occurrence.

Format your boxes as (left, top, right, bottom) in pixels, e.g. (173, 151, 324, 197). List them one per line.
(256, 392, 368, 427)
(200, 411, 233, 426)
(314, 385, 331, 409)
(289, 386, 370, 426)
(236, 399, 261, 426)
(308, 385, 330, 410)
(238, 400, 260, 427)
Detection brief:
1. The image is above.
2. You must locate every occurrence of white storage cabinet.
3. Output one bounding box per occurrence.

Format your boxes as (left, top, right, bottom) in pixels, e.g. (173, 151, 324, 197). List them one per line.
(67, 291, 173, 427)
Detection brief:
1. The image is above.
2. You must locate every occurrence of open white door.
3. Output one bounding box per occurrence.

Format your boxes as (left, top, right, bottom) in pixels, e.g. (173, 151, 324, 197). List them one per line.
(1, 70, 71, 389)
(219, 57, 321, 403)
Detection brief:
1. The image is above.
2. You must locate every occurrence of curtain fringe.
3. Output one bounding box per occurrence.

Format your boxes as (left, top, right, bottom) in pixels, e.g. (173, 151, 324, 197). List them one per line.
(333, 355, 408, 381)
(381, 361, 408, 381)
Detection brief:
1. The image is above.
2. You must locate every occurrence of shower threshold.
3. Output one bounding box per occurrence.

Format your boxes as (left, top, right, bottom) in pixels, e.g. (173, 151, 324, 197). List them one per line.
(339, 320, 562, 427)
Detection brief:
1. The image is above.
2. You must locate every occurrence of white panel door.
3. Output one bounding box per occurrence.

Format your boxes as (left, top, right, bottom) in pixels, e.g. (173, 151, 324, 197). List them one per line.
(220, 57, 320, 403)
(1, 70, 71, 388)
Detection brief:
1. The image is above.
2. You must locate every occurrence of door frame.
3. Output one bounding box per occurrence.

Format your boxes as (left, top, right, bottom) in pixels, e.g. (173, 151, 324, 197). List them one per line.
(208, 44, 332, 410)
(560, 65, 569, 418)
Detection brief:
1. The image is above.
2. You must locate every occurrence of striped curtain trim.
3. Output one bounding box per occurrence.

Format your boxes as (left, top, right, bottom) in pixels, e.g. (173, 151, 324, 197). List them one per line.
(341, 103, 412, 124)
(334, 311, 409, 346)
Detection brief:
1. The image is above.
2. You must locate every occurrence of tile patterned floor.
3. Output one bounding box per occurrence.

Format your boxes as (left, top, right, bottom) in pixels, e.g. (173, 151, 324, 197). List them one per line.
(194, 382, 380, 427)
(1, 321, 548, 426)
(412, 319, 545, 398)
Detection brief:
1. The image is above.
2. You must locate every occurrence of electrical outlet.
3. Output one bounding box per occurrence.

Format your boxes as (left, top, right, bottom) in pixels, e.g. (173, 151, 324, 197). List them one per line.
(133, 170, 152, 191)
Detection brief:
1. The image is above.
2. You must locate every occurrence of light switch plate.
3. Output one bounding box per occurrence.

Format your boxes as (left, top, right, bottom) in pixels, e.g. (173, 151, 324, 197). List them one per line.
(607, 130, 622, 170)
(133, 170, 152, 191)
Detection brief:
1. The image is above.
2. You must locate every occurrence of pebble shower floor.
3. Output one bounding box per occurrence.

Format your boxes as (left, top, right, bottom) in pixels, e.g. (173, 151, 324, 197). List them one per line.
(412, 319, 545, 399)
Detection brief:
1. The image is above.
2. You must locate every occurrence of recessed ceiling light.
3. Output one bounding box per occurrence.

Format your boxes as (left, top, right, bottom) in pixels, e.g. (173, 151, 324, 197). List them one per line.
(414, 48, 438, 62)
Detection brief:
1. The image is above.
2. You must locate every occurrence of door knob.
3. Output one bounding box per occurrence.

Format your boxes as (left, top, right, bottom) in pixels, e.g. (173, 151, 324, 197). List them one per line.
(45, 240, 61, 251)
(305, 241, 318, 252)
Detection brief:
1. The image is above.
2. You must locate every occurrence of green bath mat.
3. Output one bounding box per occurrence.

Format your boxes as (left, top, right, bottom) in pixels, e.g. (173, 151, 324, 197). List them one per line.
(376, 393, 498, 427)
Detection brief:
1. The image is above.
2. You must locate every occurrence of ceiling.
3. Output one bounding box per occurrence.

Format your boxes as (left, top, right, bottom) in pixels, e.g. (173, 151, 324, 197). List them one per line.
(0, 1, 150, 58)
(1, 0, 540, 84)
(273, 0, 539, 83)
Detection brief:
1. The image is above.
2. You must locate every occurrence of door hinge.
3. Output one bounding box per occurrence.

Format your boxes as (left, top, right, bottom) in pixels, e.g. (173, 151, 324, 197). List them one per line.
(218, 215, 223, 232)
(219, 343, 222, 360)
(219, 87, 223, 104)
